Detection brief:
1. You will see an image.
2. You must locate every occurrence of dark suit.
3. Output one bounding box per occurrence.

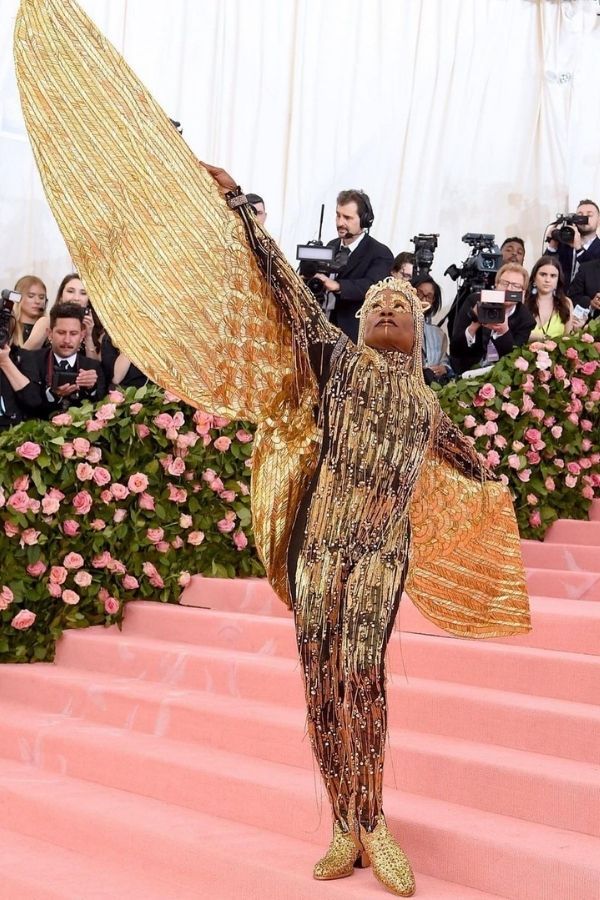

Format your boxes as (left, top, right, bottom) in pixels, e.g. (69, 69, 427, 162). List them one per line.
(326, 234, 393, 342)
(450, 293, 536, 375)
(547, 235, 600, 290)
(18, 348, 106, 418)
(569, 259, 600, 320)
(101, 333, 149, 389)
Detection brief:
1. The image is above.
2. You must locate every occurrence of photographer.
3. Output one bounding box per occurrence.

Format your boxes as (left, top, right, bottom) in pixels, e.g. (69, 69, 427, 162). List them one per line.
(450, 264, 535, 375)
(314, 189, 393, 342)
(569, 258, 600, 325)
(18, 302, 105, 418)
(544, 199, 600, 289)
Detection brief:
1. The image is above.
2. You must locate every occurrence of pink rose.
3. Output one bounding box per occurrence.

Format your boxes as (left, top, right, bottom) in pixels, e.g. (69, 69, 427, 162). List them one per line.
(171, 536, 184, 549)
(62, 519, 80, 536)
(167, 457, 186, 476)
(213, 415, 229, 428)
(136, 424, 150, 439)
(176, 432, 199, 450)
(95, 403, 117, 421)
(484, 421, 498, 436)
(26, 560, 47, 578)
(147, 527, 165, 544)
(526, 451, 540, 465)
(0, 585, 14, 610)
(555, 458, 565, 469)
(108, 390, 125, 403)
(13, 475, 30, 491)
(524, 428, 541, 445)
(502, 402, 520, 420)
(20, 528, 40, 546)
(130, 402, 143, 414)
(92, 551, 112, 569)
(217, 513, 237, 533)
(61, 442, 75, 459)
(107, 558, 126, 575)
(122, 575, 139, 590)
(62, 589, 80, 606)
(233, 530, 248, 551)
(514, 357, 529, 372)
(187, 530, 205, 546)
(202, 469, 217, 482)
(155, 541, 170, 553)
(567, 462, 581, 476)
(508, 454, 521, 470)
(91, 519, 106, 531)
(165, 427, 179, 441)
(581, 420, 593, 432)
(474, 424, 487, 438)
(113, 508, 127, 523)
(527, 493, 538, 506)
(100, 490, 113, 504)
(73, 491, 93, 515)
(235, 430, 253, 443)
(154, 413, 174, 430)
(16, 441, 42, 461)
(50, 566, 68, 585)
(550, 425, 563, 439)
(87, 419, 105, 434)
(219, 489, 237, 502)
(86, 446, 102, 464)
(194, 411, 214, 435)
(499, 473, 509, 486)
(48, 582, 61, 598)
(167, 484, 187, 503)
(208, 477, 225, 493)
(582, 438, 592, 451)
(171, 411, 185, 428)
(237, 481, 250, 496)
(138, 492, 155, 510)
(76, 462, 94, 481)
(142, 561, 164, 589)
(478, 383, 496, 401)
(42, 495, 61, 515)
(104, 596, 120, 615)
(535, 350, 552, 370)
(64, 552, 84, 570)
(463, 415, 476, 429)
(565, 347, 579, 360)
(179, 514, 193, 529)
(92, 467, 112, 486)
(580, 333, 594, 344)
(529, 510, 541, 528)
(178, 571, 192, 588)
(582, 486, 595, 500)
(213, 435, 232, 452)
(486, 450, 500, 468)
(111, 483, 130, 500)
(494, 435, 507, 449)
(530, 408, 545, 421)
(484, 409, 499, 421)
(7, 491, 30, 513)
(517, 468, 531, 483)
(521, 394, 534, 414)
(74, 570, 92, 587)
(11, 609, 36, 630)
(565, 474, 578, 488)
(73, 437, 91, 456)
(553, 364, 566, 379)
(51, 412, 73, 426)
(544, 477, 555, 492)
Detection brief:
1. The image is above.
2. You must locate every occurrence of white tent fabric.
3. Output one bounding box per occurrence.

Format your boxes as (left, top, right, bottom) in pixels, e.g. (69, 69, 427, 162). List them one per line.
(1, 0, 599, 308)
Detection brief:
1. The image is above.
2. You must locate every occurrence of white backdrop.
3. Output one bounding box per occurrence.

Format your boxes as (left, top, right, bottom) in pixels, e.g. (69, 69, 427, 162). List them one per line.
(1, 0, 600, 308)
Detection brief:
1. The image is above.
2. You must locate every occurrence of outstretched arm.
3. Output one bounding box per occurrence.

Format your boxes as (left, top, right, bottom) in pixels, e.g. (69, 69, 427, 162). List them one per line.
(432, 410, 496, 482)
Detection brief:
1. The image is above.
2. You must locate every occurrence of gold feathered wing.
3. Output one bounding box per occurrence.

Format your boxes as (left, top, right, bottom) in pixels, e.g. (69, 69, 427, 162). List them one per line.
(15, 0, 530, 634)
(13, 0, 324, 602)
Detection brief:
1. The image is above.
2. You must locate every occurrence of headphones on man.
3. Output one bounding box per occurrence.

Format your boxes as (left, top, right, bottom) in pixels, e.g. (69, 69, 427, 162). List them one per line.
(355, 190, 375, 230)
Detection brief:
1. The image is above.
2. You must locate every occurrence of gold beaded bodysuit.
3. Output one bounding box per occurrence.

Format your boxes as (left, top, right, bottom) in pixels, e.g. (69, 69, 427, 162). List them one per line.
(14, 0, 531, 837)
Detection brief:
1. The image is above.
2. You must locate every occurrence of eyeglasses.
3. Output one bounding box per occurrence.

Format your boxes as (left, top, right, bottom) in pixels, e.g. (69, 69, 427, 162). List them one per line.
(497, 279, 524, 290)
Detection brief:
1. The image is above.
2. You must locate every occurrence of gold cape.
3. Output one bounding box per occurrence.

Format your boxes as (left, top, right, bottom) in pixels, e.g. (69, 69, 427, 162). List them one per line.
(14, 0, 530, 638)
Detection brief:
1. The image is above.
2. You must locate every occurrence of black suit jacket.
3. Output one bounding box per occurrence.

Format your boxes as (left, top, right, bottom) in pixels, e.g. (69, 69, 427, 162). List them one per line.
(548, 235, 600, 290)
(450, 293, 536, 375)
(569, 259, 600, 319)
(18, 348, 106, 418)
(326, 234, 393, 342)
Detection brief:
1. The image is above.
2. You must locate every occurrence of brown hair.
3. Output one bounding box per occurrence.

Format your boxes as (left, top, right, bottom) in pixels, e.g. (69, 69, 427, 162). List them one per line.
(524, 256, 571, 325)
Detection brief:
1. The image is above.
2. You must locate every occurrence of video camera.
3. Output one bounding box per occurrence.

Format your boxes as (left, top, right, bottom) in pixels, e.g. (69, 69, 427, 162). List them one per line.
(443, 233, 503, 334)
(296, 204, 350, 300)
(475, 289, 523, 326)
(0, 289, 19, 348)
(410, 233, 439, 276)
(549, 213, 589, 245)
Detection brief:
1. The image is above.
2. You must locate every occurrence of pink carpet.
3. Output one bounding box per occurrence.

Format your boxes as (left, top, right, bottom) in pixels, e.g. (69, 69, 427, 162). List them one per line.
(0, 505, 599, 899)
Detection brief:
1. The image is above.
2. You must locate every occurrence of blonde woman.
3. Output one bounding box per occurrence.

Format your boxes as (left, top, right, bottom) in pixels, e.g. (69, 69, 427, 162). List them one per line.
(11, 275, 47, 347)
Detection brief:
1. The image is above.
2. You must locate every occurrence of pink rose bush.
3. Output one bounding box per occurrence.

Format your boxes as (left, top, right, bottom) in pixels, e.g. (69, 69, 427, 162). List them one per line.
(0, 385, 259, 662)
(436, 325, 600, 538)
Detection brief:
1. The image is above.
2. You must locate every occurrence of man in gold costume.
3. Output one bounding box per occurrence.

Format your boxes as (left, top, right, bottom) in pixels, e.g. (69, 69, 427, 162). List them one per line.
(14, 2, 530, 895)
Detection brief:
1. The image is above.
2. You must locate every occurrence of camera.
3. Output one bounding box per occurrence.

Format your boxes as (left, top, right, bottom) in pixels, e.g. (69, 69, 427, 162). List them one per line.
(296, 242, 337, 298)
(549, 213, 589, 245)
(475, 289, 522, 326)
(443, 233, 503, 334)
(0, 289, 20, 348)
(410, 233, 439, 276)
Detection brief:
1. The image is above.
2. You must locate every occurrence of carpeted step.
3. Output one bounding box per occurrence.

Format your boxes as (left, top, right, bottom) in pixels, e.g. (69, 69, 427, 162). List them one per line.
(544, 519, 600, 545)
(521, 540, 600, 573)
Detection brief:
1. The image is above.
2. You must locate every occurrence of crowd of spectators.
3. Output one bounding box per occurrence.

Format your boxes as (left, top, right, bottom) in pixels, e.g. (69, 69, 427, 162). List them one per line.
(0, 273, 149, 432)
(3, 196, 598, 431)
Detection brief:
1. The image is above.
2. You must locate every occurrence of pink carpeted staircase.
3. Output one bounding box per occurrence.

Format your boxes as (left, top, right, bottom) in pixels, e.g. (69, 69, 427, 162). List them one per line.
(0, 505, 599, 899)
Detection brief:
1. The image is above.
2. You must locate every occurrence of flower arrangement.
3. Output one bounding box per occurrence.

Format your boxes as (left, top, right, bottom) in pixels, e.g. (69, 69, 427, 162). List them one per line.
(0, 385, 261, 663)
(435, 320, 599, 537)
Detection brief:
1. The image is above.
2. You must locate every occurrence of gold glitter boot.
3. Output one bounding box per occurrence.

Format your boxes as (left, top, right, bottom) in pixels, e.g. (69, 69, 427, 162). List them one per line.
(313, 822, 369, 880)
(359, 815, 416, 897)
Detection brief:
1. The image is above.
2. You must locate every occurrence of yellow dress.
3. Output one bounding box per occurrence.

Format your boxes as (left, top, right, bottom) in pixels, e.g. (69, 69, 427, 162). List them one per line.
(530, 311, 567, 342)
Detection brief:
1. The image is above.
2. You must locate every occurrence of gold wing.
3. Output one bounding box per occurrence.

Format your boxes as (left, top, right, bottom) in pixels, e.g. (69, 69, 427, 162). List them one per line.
(407, 454, 531, 638)
(14, 0, 293, 422)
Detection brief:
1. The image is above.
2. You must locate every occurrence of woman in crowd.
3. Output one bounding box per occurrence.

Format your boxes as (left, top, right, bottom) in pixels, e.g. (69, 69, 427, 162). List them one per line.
(412, 273, 453, 384)
(11, 275, 47, 347)
(23, 273, 103, 359)
(101, 332, 149, 390)
(524, 256, 572, 342)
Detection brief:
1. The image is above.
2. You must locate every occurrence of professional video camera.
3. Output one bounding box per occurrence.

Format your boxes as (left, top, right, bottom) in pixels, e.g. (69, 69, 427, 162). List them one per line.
(548, 213, 589, 245)
(443, 233, 503, 334)
(0, 290, 19, 348)
(475, 288, 523, 326)
(296, 204, 350, 300)
(410, 233, 439, 276)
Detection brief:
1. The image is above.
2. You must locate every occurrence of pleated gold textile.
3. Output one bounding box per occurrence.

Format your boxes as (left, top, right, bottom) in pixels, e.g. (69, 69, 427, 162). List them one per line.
(14, 0, 530, 642)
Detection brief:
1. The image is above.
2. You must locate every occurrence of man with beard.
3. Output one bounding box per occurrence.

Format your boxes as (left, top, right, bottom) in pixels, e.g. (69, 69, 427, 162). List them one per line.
(314, 189, 393, 342)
